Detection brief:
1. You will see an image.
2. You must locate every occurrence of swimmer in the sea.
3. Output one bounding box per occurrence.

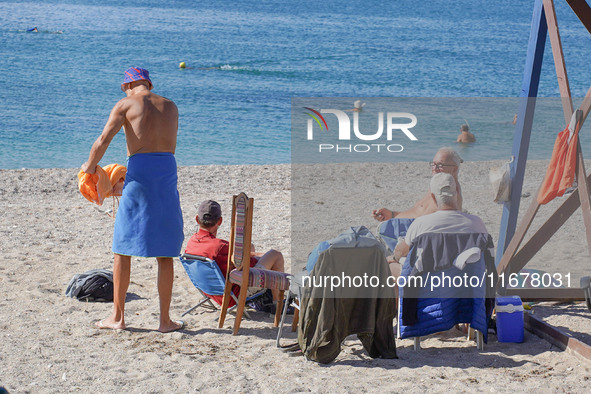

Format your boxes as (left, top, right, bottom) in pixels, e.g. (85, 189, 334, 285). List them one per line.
(345, 100, 366, 112)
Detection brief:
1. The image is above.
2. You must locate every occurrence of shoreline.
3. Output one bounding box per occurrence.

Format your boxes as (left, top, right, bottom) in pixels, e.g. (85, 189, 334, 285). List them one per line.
(2, 160, 591, 391)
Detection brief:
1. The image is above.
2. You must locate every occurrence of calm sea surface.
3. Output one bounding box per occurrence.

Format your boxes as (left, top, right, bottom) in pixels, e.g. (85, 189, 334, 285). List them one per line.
(1, 0, 590, 168)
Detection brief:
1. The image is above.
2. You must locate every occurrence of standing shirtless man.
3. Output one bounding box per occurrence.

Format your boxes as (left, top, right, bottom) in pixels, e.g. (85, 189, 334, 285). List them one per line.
(81, 67, 184, 333)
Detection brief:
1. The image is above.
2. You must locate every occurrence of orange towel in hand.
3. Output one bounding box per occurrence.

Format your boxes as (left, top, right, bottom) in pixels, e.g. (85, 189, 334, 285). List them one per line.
(103, 163, 127, 197)
(537, 110, 581, 205)
(78, 164, 127, 205)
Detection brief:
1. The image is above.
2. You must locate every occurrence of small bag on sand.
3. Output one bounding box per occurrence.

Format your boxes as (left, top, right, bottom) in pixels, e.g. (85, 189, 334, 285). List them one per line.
(65, 269, 114, 302)
(489, 159, 512, 203)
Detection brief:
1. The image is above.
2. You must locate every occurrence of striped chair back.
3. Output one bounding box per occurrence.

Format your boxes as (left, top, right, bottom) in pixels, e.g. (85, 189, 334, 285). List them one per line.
(229, 192, 253, 271)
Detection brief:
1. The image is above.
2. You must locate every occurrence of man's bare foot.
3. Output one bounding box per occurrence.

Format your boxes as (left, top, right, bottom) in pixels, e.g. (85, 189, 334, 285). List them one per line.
(95, 318, 125, 330)
(158, 319, 185, 333)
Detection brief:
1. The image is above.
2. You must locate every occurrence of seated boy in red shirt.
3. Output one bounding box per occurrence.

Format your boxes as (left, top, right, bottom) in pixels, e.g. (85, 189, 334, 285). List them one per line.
(185, 200, 285, 308)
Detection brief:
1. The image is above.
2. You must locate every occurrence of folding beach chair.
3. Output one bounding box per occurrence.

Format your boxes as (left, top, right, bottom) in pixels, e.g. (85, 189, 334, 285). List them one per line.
(278, 226, 388, 347)
(376, 218, 414, 255)
(297, 246, 397, 363)
(218, 192, 291, 335)
(179, 253, 265, 318)
(276, 271, 304, 347)
(397, 233, 496, 351)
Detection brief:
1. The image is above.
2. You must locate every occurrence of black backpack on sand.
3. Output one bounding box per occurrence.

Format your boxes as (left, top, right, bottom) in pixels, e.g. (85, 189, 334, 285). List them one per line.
(65, 269, 114, 302)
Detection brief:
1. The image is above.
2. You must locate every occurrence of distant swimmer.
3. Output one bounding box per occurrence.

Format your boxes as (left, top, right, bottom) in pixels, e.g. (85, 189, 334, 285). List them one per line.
(25, 27, 63, 34)
(456, 124, 475, 143)
(501, 114, 518, 126)
(345, 100, 366, 112)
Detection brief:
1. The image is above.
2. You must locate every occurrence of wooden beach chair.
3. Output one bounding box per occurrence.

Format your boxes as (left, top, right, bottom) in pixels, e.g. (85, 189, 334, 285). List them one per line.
(218, 192, 290, 335)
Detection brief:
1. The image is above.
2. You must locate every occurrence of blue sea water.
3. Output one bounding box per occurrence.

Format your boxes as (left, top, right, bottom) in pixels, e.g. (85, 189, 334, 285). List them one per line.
(1, 0, 590, 168)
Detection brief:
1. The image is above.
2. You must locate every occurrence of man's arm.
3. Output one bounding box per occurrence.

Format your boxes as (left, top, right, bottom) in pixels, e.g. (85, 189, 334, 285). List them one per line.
(373, 192, 435, 221)
(392, 239, 410, 263)
(81, 100, 127, 174)
(372, 208, 397, 221)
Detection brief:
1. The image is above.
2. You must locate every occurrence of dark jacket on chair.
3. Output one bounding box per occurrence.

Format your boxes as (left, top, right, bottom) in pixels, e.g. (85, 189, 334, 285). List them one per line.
(297, 246, 398, 363)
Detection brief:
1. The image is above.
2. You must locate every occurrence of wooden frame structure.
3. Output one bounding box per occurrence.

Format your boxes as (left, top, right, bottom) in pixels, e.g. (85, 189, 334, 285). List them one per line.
(496, 0, 591, 300)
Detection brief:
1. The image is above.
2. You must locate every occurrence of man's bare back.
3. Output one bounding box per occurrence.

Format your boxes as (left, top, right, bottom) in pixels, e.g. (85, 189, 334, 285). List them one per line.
(457, 131, 476, 143)
(120, 88, 178, 156)
(81, 80, 178, 173)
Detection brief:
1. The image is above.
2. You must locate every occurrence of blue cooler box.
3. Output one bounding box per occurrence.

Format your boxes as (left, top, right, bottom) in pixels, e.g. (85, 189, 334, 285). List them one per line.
(496, 296, 524, 343)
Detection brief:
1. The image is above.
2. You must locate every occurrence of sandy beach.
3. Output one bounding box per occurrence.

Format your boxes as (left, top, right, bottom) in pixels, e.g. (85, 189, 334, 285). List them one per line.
(1, 160, 591, 392)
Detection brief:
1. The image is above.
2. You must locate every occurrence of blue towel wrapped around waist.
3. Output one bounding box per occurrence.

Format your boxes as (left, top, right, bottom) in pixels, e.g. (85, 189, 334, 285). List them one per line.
(113, 152, 184, 257)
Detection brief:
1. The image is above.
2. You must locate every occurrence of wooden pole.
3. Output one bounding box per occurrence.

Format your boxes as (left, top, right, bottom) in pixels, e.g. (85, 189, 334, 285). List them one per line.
(495, 0, 547, 266)
(566, 0, 591, 35)
(543, 0, 573, 122)
(497, 0, 573, 276)
(575, 142, 591, 266)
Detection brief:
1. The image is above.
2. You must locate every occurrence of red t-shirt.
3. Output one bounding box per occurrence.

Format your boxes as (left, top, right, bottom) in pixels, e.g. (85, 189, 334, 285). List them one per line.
(184, 228, 257, 306)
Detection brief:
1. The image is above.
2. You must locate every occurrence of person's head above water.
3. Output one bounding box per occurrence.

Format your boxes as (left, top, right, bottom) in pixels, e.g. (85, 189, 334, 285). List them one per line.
(121, 67, 153, 92)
